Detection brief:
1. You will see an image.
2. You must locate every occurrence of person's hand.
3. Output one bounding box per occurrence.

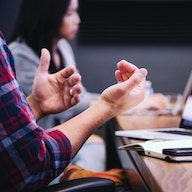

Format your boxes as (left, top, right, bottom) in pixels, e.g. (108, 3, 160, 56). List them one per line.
(28, 48, 82, 120)
(134, 93, 168, 110)
(99, 60, 147, 115)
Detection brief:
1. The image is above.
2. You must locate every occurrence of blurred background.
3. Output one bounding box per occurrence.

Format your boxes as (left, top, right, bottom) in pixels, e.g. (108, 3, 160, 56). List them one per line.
(1, 0, 192, 94)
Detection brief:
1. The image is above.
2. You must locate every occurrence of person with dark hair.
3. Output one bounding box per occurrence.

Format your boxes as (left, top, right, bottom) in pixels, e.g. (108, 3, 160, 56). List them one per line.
(0, 30, 147, 191)
(9, 0, 106, 172)
(9, 0, 90, 127)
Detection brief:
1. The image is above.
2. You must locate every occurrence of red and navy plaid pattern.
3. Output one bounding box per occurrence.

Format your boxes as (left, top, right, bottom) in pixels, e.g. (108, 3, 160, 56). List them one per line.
(0, 31, 72, 192)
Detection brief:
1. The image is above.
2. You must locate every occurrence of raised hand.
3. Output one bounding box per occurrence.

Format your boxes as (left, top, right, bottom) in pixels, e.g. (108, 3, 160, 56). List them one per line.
(100, 60, 147, 115)
(28, 48, 82, 120)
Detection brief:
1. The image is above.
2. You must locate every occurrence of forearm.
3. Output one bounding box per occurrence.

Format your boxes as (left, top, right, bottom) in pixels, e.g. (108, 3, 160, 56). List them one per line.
(54, 100, 115, 157)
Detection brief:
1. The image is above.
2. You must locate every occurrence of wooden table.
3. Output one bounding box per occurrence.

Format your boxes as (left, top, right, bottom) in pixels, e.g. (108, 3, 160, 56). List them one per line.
(111, 114, 192, 192)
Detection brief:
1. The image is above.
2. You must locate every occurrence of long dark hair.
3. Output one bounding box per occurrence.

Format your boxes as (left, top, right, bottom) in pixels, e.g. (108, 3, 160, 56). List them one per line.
(9, 0, 70, 72)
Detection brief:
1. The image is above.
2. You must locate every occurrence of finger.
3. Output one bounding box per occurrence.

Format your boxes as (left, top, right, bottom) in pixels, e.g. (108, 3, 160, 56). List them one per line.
(117, 60, 138, 75)
(71, 94, 80, 106)
(56, 66, 77, 80)
(69, 84, 82, 96)
(68, 73, 82, 86)
(115, 70, 131, 82)
(38, 48, 51, 74)
(116, 60, 138, 82)
(115, 70, 123, 82)
(121, 68, 148, 92)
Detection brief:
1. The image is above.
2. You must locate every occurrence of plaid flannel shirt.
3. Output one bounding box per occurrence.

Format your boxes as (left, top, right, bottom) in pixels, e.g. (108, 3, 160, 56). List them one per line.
(0, 31, 72, 192)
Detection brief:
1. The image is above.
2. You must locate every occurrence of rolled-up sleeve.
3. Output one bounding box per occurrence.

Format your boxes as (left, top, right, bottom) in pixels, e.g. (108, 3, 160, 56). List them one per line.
(44, 130, 72, 172)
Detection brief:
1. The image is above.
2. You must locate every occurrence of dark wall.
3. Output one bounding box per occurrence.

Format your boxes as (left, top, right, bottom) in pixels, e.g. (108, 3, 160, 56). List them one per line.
(1, 0, 192, 95)
(73, 41, 192, 94)
(0, 0, 22, 41)
(74, 0, 192, 94)
(78, 0, 192, 45)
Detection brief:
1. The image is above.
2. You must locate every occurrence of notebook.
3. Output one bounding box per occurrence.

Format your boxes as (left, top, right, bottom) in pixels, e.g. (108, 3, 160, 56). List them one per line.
(115, 94, 192, 140)
(118, 139, 192, 162)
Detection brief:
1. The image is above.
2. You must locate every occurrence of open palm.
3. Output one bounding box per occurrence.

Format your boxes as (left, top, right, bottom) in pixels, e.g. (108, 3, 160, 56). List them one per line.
(31, 48, 82, 115)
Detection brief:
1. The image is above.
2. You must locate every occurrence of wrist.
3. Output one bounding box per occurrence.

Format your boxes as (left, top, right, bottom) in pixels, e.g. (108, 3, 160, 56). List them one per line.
(27, 95, 42, 121)
(93, 99, 118, 120)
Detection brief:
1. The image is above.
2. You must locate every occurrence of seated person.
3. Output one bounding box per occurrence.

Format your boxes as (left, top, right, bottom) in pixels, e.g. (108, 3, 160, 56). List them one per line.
(0, 31, 147, 191)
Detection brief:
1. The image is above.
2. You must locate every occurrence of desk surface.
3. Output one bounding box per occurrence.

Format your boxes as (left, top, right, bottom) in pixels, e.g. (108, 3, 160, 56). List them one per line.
(115, 114, 192, 192)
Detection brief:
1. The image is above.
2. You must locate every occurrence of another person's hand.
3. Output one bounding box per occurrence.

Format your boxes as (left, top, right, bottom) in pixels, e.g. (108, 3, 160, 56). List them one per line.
(135, 93, 168, 110)
(99, 60, 147, 115)
(28, 48, 82, 120)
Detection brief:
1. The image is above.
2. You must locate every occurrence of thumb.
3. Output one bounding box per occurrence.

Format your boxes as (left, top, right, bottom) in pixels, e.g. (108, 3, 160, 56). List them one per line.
(38, 48, 51, 74)
(122, 68, 148, 91)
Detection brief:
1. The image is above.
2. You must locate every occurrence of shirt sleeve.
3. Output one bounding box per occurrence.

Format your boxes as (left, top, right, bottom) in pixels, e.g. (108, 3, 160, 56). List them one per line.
(0, 31, 72, 192)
